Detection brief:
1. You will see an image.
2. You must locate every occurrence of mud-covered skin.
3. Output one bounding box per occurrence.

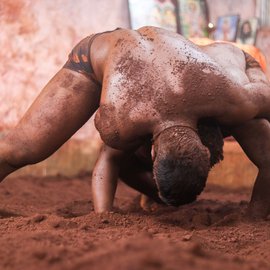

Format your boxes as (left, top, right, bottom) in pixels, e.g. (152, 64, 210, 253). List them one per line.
(1, 27, 270, 218)
(93, 27, 268, 150)
(91, 27, 270, 215)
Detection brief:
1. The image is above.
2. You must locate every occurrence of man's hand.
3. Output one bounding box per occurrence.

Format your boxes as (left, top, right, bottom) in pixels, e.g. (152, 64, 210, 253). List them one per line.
(140, 194, 159, 212)
(231, 119, 270, 219)
(92, 144, 125, 213)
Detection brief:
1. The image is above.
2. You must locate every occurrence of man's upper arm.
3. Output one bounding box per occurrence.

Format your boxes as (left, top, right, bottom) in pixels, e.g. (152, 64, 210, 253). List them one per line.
(230, 119, 270, 169)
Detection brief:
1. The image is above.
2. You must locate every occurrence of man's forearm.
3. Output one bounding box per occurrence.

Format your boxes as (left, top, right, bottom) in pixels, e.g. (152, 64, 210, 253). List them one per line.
(249, 168, 270, 219)
(92, 146, 125, 213)
(92, 159, 119, 213)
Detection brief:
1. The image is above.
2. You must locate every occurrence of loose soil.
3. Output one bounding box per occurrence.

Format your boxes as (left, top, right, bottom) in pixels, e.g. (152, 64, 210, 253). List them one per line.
(0, 176, 269, 270)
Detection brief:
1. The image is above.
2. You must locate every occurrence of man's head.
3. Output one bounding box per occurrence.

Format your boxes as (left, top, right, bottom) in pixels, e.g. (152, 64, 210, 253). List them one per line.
(152, 126, 211, 206)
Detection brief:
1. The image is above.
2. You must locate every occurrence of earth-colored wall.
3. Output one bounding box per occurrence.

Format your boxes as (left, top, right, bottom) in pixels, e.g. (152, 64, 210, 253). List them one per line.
(0, 0, 130, 175)
(0, 0, 129, 132)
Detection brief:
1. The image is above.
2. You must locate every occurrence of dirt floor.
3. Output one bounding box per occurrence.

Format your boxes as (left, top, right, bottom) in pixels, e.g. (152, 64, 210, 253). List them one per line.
(0, 176, 270, 270)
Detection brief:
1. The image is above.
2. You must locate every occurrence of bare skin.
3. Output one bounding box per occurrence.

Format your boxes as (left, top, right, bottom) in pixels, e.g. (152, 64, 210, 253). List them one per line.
(93, 118, 270, 218)
(92, 142, 161, 213)
(0, 27, 270, 218)
(0, 69, 101, 180)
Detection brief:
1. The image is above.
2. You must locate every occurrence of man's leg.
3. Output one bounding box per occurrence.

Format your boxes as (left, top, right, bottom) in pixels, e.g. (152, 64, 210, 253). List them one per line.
(0, 68, 101, 181)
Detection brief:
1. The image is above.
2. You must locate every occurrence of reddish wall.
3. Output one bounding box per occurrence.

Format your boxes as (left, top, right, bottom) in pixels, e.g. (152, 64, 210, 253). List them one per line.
(0, 0, 131, 176)
(0, 0, 129, 137)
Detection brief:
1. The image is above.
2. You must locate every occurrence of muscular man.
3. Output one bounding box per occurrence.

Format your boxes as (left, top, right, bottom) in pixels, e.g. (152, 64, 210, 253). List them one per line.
(0, 27, 269, 218)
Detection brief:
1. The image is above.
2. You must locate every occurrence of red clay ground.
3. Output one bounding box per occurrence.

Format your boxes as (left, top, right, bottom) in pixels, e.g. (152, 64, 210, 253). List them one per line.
(0, 176, 269, 270)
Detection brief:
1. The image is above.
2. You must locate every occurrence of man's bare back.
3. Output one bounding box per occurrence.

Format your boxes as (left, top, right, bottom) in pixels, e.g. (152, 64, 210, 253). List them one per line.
(0, 26, 270, 218)
(93, 27, 268, 150)
(91, 27, 270, 216)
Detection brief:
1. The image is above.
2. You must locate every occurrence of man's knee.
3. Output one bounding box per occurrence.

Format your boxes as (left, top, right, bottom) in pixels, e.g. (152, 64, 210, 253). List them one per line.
(1, 137, 37, 168)
(0, 140, 26, 180)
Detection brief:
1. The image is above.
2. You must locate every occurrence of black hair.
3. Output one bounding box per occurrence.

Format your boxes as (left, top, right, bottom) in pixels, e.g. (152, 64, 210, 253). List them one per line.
(153, 126, 211, 206)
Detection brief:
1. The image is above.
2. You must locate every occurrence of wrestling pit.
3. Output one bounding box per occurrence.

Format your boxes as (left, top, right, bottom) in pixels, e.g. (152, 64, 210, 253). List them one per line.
(1, 140, 268, 270)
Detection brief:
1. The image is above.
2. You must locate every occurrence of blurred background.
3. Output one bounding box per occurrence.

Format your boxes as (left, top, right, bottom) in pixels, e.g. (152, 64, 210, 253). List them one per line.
(0, 0, 269, 186)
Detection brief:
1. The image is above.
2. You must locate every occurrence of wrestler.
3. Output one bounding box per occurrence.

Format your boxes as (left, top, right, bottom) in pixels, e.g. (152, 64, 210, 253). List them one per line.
(0, 27, 270, 218)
